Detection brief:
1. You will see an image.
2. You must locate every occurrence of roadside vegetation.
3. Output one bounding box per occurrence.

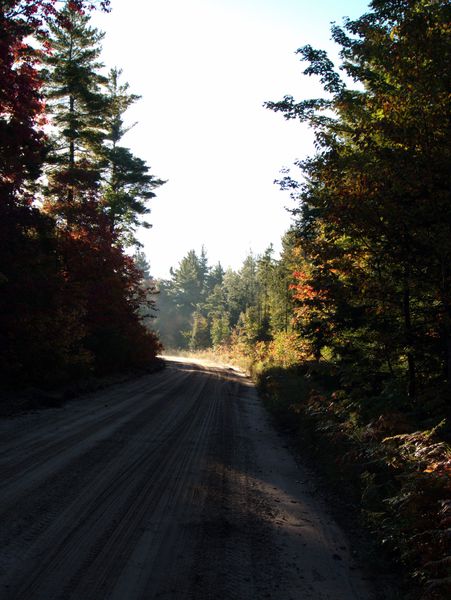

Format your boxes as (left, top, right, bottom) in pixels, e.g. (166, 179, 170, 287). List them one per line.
(1, 1, 163, 392)
(156, 1, 451, 597)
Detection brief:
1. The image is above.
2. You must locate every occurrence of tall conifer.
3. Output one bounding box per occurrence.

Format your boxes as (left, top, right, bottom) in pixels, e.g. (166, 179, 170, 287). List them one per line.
(101, 68, 165, 244)
(42, 2, 107, 211)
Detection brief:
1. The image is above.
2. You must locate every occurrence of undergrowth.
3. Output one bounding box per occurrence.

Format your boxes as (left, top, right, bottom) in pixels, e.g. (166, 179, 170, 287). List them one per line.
(163, 340, 451, 599)
(257, 363, 451, 600)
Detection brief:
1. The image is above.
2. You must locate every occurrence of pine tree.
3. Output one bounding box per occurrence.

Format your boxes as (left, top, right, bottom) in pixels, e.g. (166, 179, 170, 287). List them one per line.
(154, 249, 210, 349)
(207, 262, 225, 292)
(170, 250, 208, 314)
(101, 68, 165, 244)
(40, 3, 162, 374)
(42, 2, 107, 212)
(189, 312, 211, 350)
(0, 0, 110, 387)
(268, 230, 298, 334)
(210, 313, 230, 347)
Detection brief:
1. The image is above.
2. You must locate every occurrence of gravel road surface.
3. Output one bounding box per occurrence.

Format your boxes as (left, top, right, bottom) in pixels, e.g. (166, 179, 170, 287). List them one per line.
(0, 357, 374, 600)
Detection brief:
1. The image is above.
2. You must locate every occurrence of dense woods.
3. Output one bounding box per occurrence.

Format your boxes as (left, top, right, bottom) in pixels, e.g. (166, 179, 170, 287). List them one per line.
(154, 240, 297, 355)
(0, 0, 162, 389)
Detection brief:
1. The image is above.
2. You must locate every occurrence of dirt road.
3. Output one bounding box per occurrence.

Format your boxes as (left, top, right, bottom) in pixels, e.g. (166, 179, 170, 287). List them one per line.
(0, 357, 374, 600)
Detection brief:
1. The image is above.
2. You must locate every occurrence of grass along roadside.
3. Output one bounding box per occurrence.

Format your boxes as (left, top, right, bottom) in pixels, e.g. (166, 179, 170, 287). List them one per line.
(256, 362, 451, 600)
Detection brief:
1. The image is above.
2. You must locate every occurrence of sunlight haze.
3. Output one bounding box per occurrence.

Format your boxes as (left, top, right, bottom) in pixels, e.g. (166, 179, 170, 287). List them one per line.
(92, 0, 370, 277)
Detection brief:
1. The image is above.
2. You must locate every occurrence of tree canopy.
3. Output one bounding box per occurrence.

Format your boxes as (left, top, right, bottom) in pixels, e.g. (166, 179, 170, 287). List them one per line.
(0, 0, 162, 386)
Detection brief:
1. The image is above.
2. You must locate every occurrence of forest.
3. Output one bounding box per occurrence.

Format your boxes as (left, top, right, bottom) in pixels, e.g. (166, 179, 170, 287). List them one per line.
(153, 243, 295, 354)
(1, 0, 163, 389)
(1, 0, 450, 598)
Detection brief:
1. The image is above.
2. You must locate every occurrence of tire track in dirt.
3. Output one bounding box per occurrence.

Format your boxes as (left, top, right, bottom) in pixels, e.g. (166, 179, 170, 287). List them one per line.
(66, 374, 218, 600)
(0, 358, 376, 600)
(0, 370, 193, 512)
(0, 367, 194, 583)
(0, 373, 165, 454)
(1, 369, 209, 598)
(187, 376, 281, 600)
(0, 369, 187, 479)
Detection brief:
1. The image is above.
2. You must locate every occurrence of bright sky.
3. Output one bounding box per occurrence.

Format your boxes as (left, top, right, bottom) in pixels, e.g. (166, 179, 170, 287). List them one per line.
(92, 0, 370, 278)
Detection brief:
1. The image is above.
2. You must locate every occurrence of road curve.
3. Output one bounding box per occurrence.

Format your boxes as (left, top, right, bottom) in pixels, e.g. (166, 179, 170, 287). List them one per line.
(0, 357, 374, 600)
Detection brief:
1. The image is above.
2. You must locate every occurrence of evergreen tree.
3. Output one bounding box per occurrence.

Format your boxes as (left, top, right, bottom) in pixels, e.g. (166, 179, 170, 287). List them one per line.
(266, 0, 451, 398)
(210, 313, 230, 347)
(222, 268, 246, 328)
(169, 250, 208, 315)
(42, 3, 108, 211)
(40, 3, 162, 374)
(268, 231, 298, 334)
(256, 245, 274, 338)
(207, 262, 225, 293)
(189, 312, 211, 350)
(0, 0, 112, 387)
(240, 252, 259, 310)
(101, 68, 165, 244)
(133, 249, 151, 279)
(154, 249, 210, 349)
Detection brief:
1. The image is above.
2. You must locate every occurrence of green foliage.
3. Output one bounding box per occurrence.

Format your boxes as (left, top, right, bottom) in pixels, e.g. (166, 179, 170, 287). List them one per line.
(210, 313, 230, 347)
(0, 2, 163, 391)
(101, 68, 165, 245)
(255, 1, 451, 596)
(259, 362, 451, 599)
(42, 6, 107, 178)
(189, 312, 211, 350)
(155, 242, 299, 352)
(267, 0, 451, 400)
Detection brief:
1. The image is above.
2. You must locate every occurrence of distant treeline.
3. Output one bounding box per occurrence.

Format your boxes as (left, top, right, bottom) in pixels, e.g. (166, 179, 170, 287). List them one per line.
(154, 241, 296, 353)
(1, 1, 163, 388)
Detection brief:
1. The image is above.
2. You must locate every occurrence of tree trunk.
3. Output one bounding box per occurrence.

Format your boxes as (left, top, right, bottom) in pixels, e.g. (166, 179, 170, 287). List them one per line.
(445, 333, 451, 384)
(403, 278, 416, 399)
(68, 95, 75, 205)
(440, 258, 451, 389)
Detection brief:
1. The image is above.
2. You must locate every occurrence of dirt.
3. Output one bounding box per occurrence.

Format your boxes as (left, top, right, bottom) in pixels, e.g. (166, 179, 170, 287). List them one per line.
(0, 356, 376, 599)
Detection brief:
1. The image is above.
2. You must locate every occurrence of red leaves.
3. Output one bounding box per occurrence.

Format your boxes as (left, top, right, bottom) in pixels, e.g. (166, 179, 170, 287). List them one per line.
(0, 0, 158, 385)
(290, 270, 330, 324)
(291, 271, 318, 301)
(291, 270, 329, 299)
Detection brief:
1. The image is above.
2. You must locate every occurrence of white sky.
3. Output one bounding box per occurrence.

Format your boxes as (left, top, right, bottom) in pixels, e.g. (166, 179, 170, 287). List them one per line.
(92, 0, 370, 278)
